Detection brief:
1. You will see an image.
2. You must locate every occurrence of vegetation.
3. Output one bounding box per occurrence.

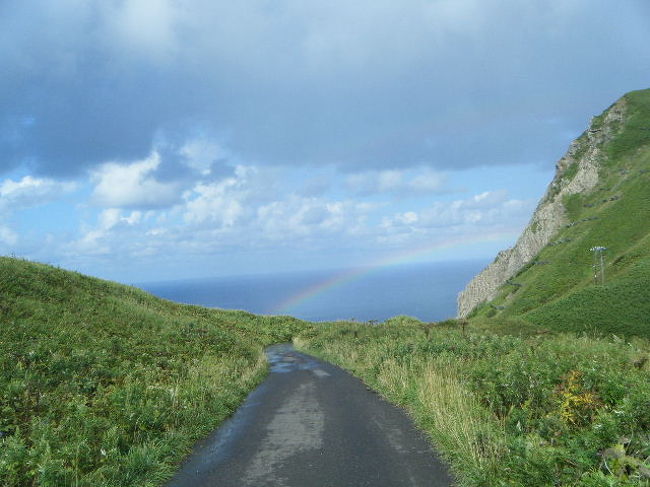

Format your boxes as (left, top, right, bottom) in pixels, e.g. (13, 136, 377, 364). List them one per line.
(470, 88, 650, 338)
(292, 89, 650, 486)
(606, 90, 650, 159)
(293, 90, 650, 486)
(3, 90, 650, 487)
(0, 257, 308, 486)
(296, 318, 650, 486)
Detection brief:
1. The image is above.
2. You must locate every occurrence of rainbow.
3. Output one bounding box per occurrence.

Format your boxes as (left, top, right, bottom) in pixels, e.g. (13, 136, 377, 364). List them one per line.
(270, 231, 514, 316)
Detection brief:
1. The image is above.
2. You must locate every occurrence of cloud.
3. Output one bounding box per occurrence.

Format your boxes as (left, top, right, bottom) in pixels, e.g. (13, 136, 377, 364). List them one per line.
(1, 0, 649, 179)
(64, 162, 384, 266)
(91, 152, 181, 208)
(460, 190, 509, 209)
(179, 136, 226, 175)
(181, 164, 278, 226)
(255, 197, 371, 241)
(381, 190, 531, 230)
(19, 155, 544, 279)
(70, 208, 146, 256)
(180, 164, 374, 243)
(183, 177, 246, 227)
(0, 175, 76, 211)
(102, 0, 180, 64)
(346, 168, 448, 196)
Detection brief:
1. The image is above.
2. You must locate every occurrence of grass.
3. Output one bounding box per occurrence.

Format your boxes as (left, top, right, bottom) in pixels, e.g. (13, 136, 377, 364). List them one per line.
(296, 318, 650, 486)
(606, 90, 650, 160)
(469, 88, 650, 338)
(0, 257, 309, 486)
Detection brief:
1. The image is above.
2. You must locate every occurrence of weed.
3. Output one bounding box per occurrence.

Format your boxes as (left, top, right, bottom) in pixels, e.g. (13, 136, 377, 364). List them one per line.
(296, 320, 650, 486)
(0, 257, 309, 486)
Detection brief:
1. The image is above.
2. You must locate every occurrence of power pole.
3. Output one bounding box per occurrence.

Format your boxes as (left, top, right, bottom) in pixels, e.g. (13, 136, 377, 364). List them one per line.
(590, 246, 607, 285)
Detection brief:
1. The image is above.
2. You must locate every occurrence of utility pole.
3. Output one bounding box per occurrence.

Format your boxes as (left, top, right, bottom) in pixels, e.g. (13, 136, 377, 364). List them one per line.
(590, 246, 607, 285)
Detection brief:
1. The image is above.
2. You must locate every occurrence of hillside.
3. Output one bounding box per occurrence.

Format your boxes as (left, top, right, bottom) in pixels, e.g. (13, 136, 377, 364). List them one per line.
(0, 257, 306, 487)
(460, 88, 650, 337)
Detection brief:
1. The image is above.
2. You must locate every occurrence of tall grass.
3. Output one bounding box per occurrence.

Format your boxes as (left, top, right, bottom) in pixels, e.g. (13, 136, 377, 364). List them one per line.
(0, 257, 309, 486)
(416, 358, 504, 474)
(296, 318, 650, 486)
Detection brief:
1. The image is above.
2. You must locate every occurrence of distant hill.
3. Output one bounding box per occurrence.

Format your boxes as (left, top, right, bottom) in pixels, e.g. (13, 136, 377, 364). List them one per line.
(458, 88, 650, 337)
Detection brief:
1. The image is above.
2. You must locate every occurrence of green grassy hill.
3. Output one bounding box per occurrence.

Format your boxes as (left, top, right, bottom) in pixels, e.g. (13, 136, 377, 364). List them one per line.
(470, 88, 650, 337)
(0, 257, 307, 486)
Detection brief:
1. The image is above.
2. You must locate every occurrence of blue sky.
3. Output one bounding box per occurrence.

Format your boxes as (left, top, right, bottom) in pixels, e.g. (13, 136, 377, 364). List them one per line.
(1, 0, 649, 282)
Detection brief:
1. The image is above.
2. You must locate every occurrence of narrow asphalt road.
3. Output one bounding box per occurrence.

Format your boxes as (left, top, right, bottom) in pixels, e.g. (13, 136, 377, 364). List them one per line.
(166, 344, 453, 487)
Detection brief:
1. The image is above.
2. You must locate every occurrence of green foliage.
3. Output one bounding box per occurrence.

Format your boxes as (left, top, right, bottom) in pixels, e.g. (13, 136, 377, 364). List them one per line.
(524, 258, 650, 335)
(0, 257, 308, 486)
(434, 88, 650, 484)
(472, 91, 650, 337)
(296, 321, 650, 486)
(607, 89, 650, 159)
(563, 192, 585, 221)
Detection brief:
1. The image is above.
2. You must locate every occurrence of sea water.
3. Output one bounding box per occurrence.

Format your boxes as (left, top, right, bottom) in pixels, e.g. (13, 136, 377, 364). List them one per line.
(137, 259, 487, 323)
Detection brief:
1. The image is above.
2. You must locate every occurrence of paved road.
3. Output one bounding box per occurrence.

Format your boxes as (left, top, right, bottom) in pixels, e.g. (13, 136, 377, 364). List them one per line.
(166, 344, 453, 487)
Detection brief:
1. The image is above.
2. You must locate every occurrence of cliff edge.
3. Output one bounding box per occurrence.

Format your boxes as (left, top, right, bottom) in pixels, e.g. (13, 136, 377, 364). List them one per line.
(457, 96, 627, 318)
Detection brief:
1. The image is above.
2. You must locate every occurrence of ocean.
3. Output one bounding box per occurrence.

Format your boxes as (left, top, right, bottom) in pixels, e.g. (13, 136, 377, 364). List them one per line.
(137, 259, 488, 323)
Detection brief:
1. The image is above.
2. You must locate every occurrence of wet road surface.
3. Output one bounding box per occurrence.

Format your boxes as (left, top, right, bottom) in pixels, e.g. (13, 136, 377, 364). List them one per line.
(166, 344, 453, 487)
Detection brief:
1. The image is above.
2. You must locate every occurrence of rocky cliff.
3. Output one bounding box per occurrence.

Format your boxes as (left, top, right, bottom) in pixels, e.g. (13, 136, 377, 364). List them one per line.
(457, 96, 627, 318)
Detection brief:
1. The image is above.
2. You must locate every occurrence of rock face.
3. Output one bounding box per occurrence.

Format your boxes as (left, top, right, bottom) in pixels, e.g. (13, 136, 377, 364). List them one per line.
(457, 97, 627, 318)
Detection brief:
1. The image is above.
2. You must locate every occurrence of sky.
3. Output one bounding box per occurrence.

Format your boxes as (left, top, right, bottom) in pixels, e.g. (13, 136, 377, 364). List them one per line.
(1, 0, 649, 283)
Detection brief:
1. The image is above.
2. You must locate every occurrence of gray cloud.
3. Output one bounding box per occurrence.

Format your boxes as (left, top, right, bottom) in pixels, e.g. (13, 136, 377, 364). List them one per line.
(1, 0, 649, 179)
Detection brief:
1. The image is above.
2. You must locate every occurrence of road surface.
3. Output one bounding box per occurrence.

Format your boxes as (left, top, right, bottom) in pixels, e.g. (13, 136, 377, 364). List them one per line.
(166, 344, 453, 487)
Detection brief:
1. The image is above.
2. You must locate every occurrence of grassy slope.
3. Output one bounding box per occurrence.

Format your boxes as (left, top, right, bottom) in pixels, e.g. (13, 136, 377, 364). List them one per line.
(0, 257, 307, 487)
(296, 319, 650, 487)
(470, 89, 650, 337)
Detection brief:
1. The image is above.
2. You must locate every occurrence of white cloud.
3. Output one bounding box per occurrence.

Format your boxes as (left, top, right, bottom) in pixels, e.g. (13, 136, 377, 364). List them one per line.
(180, 136, 225, 175)
(461, 190, 509, 209)
(399, 211, 419, 225)
(176, 163, 379, 247)
(38, 162, 531, 274)
(0, 175, 76, 211)
(70, 208, 146, 255)
(382, 190, 531, 230)
(182, 165, 256, 226)
(91, 152, 180, 209)
(11, 158, 542, 280)
(346, 168, 448, 196)
(256, 196, 371, 241)
(184, 179, 244, 227)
